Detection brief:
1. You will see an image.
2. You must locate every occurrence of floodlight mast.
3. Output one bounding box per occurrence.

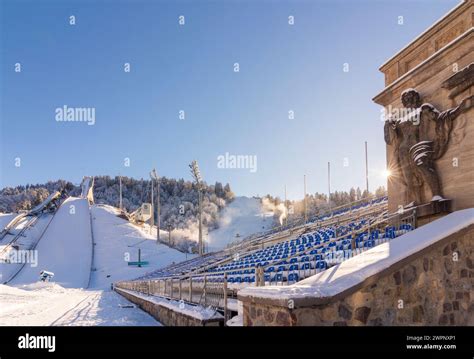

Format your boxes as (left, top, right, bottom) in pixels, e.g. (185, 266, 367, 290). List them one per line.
(189, 160, 204, 256)
(150, 169, 160, 243)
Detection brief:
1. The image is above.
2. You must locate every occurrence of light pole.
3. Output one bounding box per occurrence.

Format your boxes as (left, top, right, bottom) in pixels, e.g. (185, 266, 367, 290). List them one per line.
(328, 162, 332, 213)
(151, 169, 160, 243)
(149, 174, 154, 233)
(365, 141, 369, 196)
(304, 174, 308, 224)
(189, 160, 204, 256)
(119, 175, 123, 210)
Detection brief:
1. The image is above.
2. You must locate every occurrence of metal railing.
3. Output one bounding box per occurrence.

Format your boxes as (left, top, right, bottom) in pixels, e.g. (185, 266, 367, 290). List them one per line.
(115, 272, 233, 322)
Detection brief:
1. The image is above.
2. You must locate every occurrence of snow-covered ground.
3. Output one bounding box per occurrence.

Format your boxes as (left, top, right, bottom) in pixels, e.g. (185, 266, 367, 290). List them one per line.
(0, 200, 197, 326)
(0, 213, 54, 283)
(0, 283, 159, 326)
(89, 204, 194, 289)
(0, 197, 276, 326)
(207, 196, 273, 250)
(9, 197, 92, 288)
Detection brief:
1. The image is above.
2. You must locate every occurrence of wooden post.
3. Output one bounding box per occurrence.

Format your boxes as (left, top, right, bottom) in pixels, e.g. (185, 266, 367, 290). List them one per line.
(203, 275, 207, 306)
(258, 267, 265, 287)
(189, 277, 193, 302)
(413, 208, 417, 229)
(223, 273, 228, 324)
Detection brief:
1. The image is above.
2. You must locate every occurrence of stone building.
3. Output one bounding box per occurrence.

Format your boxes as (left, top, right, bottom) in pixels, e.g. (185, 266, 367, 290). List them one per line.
(373, 0, 474, 215)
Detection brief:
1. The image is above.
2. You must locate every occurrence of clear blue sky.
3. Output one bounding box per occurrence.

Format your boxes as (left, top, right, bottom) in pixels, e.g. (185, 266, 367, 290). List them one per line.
(0, 0, 459, 199)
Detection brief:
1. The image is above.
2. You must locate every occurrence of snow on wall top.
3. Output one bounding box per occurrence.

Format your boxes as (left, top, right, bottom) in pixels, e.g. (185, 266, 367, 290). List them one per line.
(117, 288, 223, 321)
(239, 208, 474, 302)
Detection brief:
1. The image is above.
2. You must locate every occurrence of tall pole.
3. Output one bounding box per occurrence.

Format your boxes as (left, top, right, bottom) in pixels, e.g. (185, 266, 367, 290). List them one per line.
(151, 169, 160, 243)
(284, 185, 288, 226)
(365, 141, 369, 196)
(189, 160, 204, 256)
(150, 178, 154, 233)
(198, 189, 203, 256)
(157, 176, 160, 243)
(119, 175, 122, 210)
(304, 175, 308, 224)
(328, 162, 331, 212)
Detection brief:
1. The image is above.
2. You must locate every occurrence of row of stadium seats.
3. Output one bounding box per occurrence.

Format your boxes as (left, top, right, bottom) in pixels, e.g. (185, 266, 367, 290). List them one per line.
(138, 196, 392, 285)
(203, 222, 412, 285)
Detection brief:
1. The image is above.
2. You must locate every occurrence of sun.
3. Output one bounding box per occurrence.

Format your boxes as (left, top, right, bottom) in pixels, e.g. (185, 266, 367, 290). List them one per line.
(381, 169, 392, 179)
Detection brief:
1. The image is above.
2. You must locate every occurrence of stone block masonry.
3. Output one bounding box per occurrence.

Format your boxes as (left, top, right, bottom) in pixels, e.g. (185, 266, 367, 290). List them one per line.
(115, 287, 224, 326)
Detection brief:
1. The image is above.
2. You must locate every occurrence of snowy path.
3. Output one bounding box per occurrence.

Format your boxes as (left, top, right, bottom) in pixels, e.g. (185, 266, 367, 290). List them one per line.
(9, 197, 92, 288)
(0, 283, 160, 326)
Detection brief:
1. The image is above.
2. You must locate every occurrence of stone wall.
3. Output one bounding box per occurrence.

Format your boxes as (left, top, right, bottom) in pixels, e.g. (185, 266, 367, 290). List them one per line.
(379, 1, 473, 86)
(115, 288, 223, 327)
(240, 224, 473, 326)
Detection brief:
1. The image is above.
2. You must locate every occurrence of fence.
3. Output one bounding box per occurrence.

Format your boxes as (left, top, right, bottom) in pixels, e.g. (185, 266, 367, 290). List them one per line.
(115, 273, 232, 322)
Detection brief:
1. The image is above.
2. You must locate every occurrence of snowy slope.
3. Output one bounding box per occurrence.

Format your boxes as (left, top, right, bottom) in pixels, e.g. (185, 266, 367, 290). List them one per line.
(0, 200, 193, 326)
(208, 197, 273, 250)
(89, 204, 194, 289)
(9, 197, 92, 288)
(0, 213, 54, 283)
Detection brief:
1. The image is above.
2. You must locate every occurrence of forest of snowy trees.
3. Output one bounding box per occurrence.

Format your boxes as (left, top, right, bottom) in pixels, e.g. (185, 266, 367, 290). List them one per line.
(0, 176, 235, 236)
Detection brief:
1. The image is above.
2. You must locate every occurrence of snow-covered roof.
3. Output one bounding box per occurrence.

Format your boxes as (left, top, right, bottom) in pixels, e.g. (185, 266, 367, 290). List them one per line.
(238, 208, 474, 305)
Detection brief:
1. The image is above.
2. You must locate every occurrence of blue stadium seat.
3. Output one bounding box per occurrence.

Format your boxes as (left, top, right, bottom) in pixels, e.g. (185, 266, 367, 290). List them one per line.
(288, 273, 299, 282)
(265, 266, 275, 273)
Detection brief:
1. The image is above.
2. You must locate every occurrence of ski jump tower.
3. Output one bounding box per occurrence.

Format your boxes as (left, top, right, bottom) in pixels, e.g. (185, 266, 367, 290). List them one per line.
(81, 176, 95, 205)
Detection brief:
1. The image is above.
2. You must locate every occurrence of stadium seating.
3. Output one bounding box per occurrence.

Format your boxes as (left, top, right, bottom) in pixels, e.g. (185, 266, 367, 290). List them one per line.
(136, 196, 414, 288)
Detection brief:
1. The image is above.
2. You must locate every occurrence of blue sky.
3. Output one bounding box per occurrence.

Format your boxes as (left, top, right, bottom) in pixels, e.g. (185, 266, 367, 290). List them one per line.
(0, 0, 459, 199)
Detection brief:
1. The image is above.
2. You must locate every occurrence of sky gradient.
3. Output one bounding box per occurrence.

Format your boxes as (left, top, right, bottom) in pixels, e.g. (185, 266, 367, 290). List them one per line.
(0, 0, 460, 199)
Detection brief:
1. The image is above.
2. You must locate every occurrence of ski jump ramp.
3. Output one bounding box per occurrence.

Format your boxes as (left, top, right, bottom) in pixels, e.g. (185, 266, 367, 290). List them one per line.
(0, 191, 61, 240)
(10, 197, 93, 288)
(81, 176, 94, 205)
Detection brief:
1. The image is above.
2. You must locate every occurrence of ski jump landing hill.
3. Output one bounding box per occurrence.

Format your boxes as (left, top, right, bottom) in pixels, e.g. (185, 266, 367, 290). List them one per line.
(0, 176, 196, 326)
(9, 197, 93, 288)
(2, 175, 192, 291)
(4, 177, 95, 288)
